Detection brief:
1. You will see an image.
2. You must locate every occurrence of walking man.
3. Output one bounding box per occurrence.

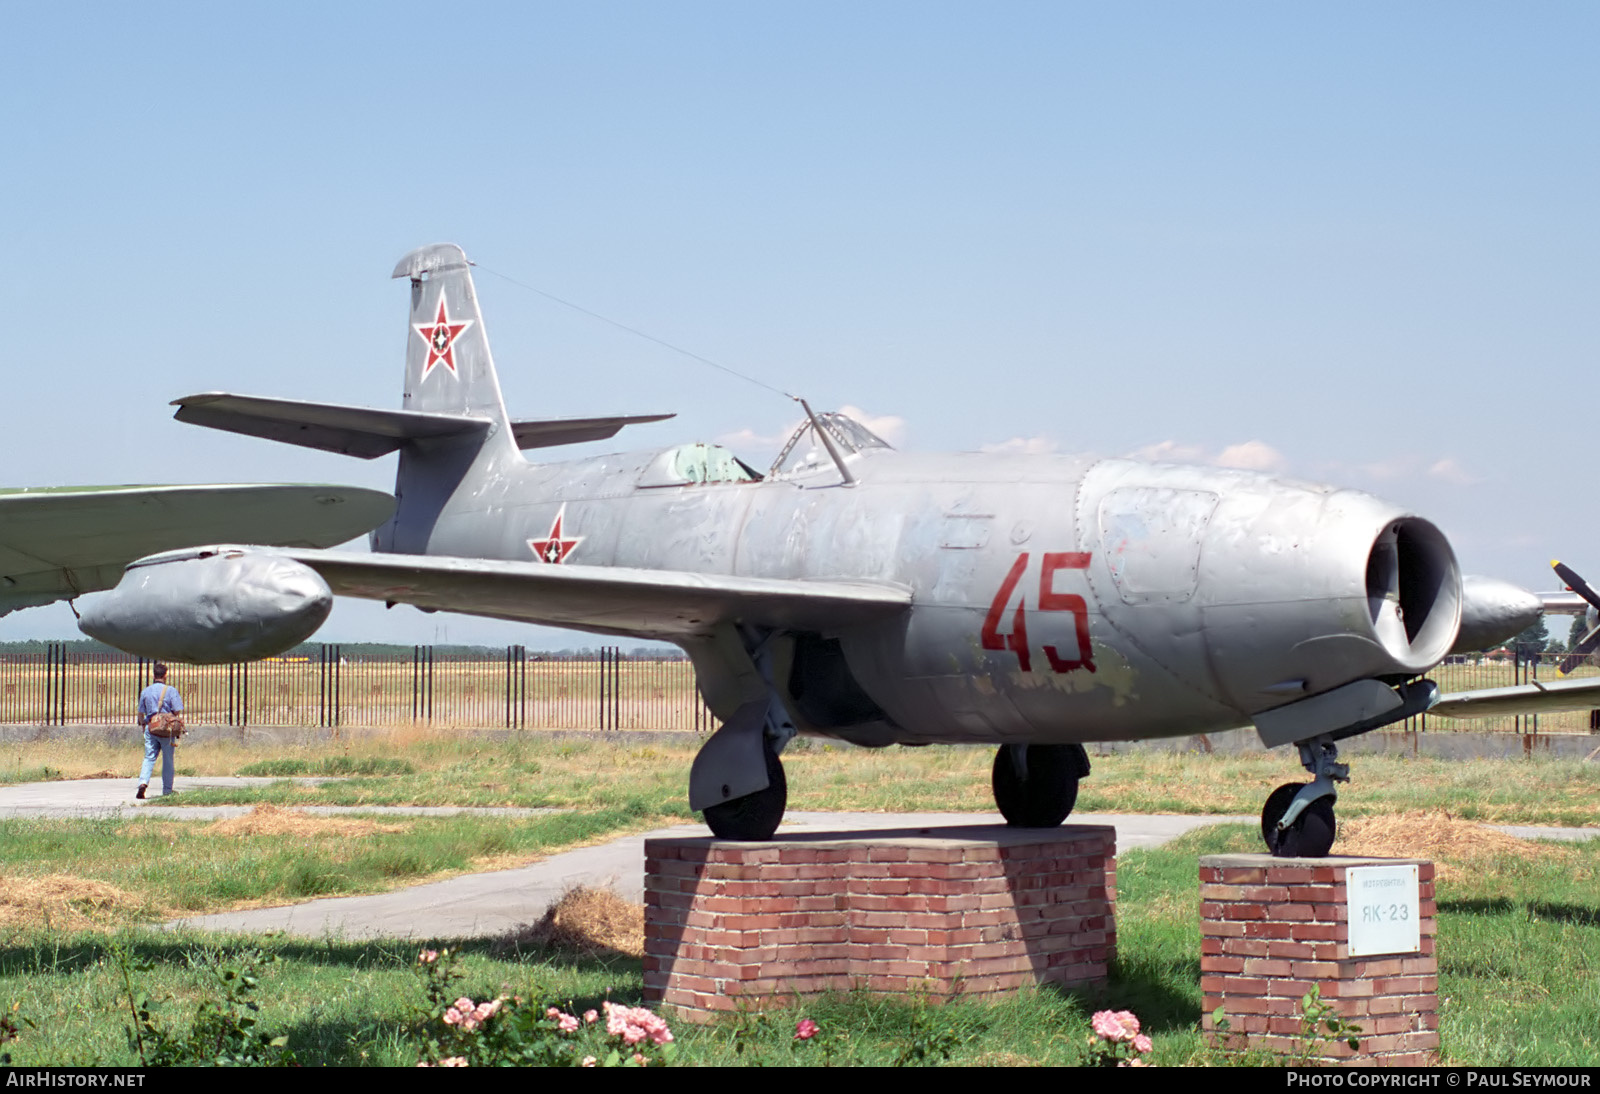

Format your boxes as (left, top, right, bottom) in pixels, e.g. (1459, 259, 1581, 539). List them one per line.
(136, 663, 184, 800)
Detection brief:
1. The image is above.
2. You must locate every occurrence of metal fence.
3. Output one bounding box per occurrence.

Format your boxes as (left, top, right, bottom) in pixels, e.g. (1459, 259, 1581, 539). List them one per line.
(1398, 653, 1600, 735)
(0, 644, 720, 733)
(1, 645, 1595, 735)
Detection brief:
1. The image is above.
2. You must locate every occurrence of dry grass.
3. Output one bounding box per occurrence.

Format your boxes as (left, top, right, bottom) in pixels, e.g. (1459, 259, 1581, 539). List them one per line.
(1338, 810, 1570, 878)
(493, 886, 645, 959)
(0, 875, 143, 930)
(201, 804, 408, 839)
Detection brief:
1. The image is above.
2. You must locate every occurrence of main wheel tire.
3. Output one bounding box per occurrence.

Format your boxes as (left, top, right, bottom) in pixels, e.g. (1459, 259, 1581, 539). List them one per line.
(992, 744, 1081, 828)
(703, 741, 787, 840)
(1262, 781, 1337, 858)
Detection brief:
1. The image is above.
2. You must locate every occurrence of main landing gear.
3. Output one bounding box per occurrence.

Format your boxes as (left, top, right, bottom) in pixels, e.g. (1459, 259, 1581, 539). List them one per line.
(1260, 736, 1344, 858)
(992, 743, 1091, 827)
(703, 737, 788, 841)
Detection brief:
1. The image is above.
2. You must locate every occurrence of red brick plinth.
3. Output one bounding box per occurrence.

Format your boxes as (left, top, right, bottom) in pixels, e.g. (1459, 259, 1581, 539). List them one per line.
(643, 825, 1116, 1021)
(1199, 854, 1438, 1066)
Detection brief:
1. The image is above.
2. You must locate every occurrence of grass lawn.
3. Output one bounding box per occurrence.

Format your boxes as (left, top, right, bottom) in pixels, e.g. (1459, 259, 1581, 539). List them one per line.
(1, 823, 1597, 1065)
(0, 732, 1596, 1064)
(5, 731, 1600, 825)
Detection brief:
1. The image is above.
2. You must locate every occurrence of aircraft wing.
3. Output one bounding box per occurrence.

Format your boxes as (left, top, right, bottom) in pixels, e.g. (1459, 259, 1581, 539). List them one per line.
(1430, 677, 1600, 718)
(0, 485, 394, 615)
(271, 547, 912, 640)
(1539, 591, 1590, 614)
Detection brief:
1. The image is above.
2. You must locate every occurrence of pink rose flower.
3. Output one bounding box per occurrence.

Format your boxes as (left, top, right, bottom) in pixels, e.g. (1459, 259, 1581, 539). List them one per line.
(795, 1019, 819, 1041)
(1091, 1010, 1141, 1043)
(584, 1010, 599, 1024)
(1133, 1033, 1153, 1055)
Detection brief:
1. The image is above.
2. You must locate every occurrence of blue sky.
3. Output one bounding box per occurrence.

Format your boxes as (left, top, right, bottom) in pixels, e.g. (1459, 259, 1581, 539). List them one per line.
(5, 2, 1597, 647)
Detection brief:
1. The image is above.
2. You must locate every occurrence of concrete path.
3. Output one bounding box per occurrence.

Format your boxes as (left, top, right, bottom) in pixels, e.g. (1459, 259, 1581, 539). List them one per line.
(0, 776, 558, 820)
(0, 779, 1595, 942)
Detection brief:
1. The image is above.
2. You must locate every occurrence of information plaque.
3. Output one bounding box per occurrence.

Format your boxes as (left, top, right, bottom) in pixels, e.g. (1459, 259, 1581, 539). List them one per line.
(1345, 863, 1421, 957)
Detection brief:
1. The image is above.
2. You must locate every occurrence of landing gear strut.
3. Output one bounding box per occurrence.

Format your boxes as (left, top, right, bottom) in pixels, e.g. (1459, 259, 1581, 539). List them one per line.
(1260, 736, 1345, 858)
(992, 743, 1090, 827)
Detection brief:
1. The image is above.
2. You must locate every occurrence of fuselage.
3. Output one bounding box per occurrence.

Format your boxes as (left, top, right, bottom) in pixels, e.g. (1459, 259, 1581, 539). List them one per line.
(382, 438, 1462, 749)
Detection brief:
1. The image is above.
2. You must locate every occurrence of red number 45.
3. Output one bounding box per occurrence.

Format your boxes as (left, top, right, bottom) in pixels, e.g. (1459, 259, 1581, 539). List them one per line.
(980, 552, 1095, 674)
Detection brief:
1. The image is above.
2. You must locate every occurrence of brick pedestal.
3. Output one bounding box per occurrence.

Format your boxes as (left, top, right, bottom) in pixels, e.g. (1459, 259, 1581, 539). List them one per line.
(643, 825, 1115, 1021)
(1200, 854, 1438, 1066)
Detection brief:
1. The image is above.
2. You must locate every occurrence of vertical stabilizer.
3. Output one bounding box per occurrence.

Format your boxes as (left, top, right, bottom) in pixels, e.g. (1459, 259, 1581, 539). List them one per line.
(379, 244, 517, 555)
(392, 244, 512, 432)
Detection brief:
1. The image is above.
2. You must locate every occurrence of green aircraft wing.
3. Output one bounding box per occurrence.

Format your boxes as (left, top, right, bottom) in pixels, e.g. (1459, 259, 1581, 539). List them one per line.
(0, 483, 394, 615)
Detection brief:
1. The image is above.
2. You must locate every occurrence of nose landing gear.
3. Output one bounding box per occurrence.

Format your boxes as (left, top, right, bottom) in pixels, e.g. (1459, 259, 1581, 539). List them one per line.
(1261, 736, 1346, 858)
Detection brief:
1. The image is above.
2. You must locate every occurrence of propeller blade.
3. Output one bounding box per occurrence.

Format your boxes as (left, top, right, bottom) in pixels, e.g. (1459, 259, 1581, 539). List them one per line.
(1558, 623, 1600, 676)
(1552, 561, 1600, 613)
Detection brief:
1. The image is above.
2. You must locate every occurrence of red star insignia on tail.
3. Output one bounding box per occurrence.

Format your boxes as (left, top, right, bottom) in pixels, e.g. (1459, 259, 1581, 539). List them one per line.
(528, 505, 583, 564)
(412, 296, 475, 380)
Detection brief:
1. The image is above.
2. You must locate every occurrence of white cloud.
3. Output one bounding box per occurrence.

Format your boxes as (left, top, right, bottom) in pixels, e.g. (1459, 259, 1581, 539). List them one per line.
(1128, 440, 1208, 464)
(718, 405, 907, 454)
(1128, 439, 1285, 472)
(1426, 458, 1478, 485)
(838, 405, 907, 447)
(1216, 441, 1286, 472)
(980, 435, 1059, 456)
(716, 424, 796, 450)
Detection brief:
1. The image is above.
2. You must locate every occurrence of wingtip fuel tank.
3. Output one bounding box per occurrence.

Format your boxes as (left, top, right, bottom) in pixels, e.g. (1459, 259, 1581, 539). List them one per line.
(79, 548, 332, 664)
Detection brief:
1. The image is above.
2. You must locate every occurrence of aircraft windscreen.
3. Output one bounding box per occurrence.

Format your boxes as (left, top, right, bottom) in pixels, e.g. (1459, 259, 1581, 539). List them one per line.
(770, 412, 893, 477)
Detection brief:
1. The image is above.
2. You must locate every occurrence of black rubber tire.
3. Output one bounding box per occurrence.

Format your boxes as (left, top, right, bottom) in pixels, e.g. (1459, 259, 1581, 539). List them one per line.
(702, 741, 787, 840)
(992, 744, 1081, 828)
(1262, 781, 1337, 858)
(1261, 782, 1300, 853)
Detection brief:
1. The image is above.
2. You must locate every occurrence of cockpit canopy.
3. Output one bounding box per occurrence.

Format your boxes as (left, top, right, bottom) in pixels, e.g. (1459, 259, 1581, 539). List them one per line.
(634, 412, 892, 488)
(637, 443, 762, 488)
(770, 412, 894, 477)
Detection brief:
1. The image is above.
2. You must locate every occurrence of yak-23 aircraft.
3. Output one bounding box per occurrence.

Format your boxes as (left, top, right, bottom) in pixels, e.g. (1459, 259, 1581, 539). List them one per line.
(0, 483, 392, 652)
(80, 243, 1600, 857)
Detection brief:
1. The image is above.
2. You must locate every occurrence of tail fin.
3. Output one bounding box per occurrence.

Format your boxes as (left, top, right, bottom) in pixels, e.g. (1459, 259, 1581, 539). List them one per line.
(382, 245, 517, 553)
(393, 243, 514, 433)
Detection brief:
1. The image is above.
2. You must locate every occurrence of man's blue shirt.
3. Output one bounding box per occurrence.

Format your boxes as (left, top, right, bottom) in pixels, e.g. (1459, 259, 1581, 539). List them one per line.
(138, 683, 183, 726)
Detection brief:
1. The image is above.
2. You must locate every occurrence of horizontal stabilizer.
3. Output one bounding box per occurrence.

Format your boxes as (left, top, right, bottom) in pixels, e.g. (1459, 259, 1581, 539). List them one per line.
(175, 394, 676, 457)
(511, 413, 675, 450)
(172, 393, 489, 459)
(151, 546, 912, 641)
(1431, 677, 1600, 718)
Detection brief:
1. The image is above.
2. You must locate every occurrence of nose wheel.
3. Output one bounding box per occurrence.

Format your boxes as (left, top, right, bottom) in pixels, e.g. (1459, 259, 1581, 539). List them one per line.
(1261, 781, 1337, 858)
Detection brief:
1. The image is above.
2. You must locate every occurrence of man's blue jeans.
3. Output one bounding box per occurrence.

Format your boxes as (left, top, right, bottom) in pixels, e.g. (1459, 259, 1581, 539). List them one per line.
(139, 729, 176, 795)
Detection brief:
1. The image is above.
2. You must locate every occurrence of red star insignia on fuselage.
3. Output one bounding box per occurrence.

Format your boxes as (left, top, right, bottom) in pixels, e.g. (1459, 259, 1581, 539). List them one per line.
(528, 505, 583, 564)
(411, 296, 475, 380)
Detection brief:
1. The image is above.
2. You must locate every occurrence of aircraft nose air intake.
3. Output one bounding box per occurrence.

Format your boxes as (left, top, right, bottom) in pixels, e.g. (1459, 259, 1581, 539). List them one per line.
(1363, 516, 1460, 672)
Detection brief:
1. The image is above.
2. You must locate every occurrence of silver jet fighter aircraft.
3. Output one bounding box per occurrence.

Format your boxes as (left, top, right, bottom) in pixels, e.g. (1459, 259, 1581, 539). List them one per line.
(83, 244, 1598, 856)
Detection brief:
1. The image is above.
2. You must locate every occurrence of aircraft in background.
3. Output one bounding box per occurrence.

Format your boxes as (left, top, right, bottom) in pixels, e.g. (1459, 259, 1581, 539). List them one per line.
(80, 243, 1600, 856)
(0, 483, 393, 654)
